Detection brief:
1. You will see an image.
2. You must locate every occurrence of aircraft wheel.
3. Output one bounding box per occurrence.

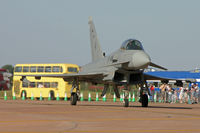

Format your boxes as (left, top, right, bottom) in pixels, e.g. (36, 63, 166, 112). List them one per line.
(70, 92, 78, 105)
(124, 98, 129, 107)
(141, 94, 148, 107)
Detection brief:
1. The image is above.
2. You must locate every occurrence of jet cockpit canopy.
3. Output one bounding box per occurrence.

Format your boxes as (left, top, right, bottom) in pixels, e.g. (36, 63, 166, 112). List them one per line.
(121, 39, 144, 50)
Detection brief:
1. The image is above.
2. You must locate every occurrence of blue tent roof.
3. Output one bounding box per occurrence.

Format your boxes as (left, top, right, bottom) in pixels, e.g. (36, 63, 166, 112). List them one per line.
(145, 71, 200, 80)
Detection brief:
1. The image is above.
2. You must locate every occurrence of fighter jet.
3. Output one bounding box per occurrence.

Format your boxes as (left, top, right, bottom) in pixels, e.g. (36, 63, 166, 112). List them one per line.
(23, 17, 167, 107)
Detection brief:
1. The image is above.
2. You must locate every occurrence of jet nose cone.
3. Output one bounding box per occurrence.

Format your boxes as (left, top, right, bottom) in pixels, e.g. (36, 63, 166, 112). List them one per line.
(128, 51, 151, 69)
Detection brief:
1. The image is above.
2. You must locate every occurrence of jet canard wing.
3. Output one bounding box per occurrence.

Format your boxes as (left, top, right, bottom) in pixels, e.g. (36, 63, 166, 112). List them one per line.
(149, 62, 167, 71)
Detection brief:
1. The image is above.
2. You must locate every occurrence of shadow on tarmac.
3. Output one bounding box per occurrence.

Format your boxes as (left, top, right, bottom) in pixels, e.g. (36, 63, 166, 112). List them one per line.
(78, 104, 192, 110)
(143, 106, 192, 109)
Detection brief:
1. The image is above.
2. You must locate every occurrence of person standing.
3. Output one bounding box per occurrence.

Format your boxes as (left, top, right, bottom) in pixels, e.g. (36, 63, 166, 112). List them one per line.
(171, 88, 177, 103)
(168, 85, 173, 103)
(184, 86, 189, 104)
(150, 84, 155, 102)
(187, 84, 192, 104)
(165, 84, 170, 103)
(194, 83, 199, 104)
(191, 83, 195, 104)
(160, 83, 166, 102)
(179, 86, 184, 103)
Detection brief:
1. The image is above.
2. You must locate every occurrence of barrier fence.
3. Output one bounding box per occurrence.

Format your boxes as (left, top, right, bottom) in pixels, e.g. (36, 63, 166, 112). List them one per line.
(1, 90, 199, 104)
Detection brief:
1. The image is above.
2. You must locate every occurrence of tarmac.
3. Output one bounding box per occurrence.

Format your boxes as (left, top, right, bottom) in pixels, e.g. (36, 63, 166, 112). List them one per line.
(0, 100, 200, 133)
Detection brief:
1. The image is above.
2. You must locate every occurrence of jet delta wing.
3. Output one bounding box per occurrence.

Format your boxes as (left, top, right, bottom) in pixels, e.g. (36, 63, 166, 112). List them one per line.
(22, 17, 167, 107)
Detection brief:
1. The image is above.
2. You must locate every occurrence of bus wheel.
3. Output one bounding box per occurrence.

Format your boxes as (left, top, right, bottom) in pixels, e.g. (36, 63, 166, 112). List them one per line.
(70, 92, 78, 105)
(50, 91, 55, 100)
(21, 91, 27, 99)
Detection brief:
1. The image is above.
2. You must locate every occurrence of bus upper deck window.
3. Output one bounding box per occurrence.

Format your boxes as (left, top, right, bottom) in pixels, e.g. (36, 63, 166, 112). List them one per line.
(23, 66, 29, 72)
(68, 67, 78, 72)
(37, 66, 44, 72)
(45, 66, 52, 72)
(60, 67, 63, 72)
(15, 66, 22, 72)
(52, 66, 60, 72)
(30, 66, 36, 73)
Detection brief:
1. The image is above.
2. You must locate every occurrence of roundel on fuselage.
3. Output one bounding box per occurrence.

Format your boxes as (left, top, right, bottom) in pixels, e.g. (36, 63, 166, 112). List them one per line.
(120, 39, 144, 50)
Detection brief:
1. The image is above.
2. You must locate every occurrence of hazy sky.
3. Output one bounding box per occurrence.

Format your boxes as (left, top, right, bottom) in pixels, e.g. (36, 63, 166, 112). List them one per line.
(0, 0, 200, 71)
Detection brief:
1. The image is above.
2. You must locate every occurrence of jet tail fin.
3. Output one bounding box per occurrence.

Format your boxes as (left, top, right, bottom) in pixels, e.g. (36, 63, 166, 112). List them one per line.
(88, 17, 104, 62)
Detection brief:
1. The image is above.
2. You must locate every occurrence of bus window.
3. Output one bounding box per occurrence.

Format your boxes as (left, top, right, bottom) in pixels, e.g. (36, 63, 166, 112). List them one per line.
(52, 66, 60, 72)
(51, 82, 58, 88)
(30, 66, 36, 73)
(44, 82, 50, 88)
(15, 66, 22, 72)
(68, 67, 78, 73)
(45, 66, 52, 72)
(23, 66, 29, 72)
(22, 82, 28, 87)
(37, 66, 44, 73)
(29, 82, 36, 88)
(37, 82, 44, 88)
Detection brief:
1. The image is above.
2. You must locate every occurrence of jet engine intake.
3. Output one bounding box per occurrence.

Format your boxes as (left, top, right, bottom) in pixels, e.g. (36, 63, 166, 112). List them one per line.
(113, 72, 143, 84)
(129, 73, 143, 84)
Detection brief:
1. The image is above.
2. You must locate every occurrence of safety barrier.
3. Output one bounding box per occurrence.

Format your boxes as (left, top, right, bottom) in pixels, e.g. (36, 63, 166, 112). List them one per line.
(2, 91, 197, 104)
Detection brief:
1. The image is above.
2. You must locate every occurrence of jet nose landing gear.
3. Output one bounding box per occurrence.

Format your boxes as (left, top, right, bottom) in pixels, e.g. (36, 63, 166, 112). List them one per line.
(70, 78, 80, 106)
(123, 89, 129, 107)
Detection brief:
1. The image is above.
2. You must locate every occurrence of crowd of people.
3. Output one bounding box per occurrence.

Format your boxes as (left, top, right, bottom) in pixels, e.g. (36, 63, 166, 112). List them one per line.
(149, 83, 200, 104)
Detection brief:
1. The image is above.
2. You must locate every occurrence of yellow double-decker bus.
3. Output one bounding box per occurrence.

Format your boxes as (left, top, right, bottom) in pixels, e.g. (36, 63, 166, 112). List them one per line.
(12, 64, 79, 99)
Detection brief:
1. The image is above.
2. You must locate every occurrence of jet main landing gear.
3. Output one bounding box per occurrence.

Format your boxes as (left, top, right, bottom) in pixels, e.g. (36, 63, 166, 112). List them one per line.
(141, 94, 148, 107)
(123, 86, 130, 108)
(70, 79, 80, 106)
(70, 92, 78, 105)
